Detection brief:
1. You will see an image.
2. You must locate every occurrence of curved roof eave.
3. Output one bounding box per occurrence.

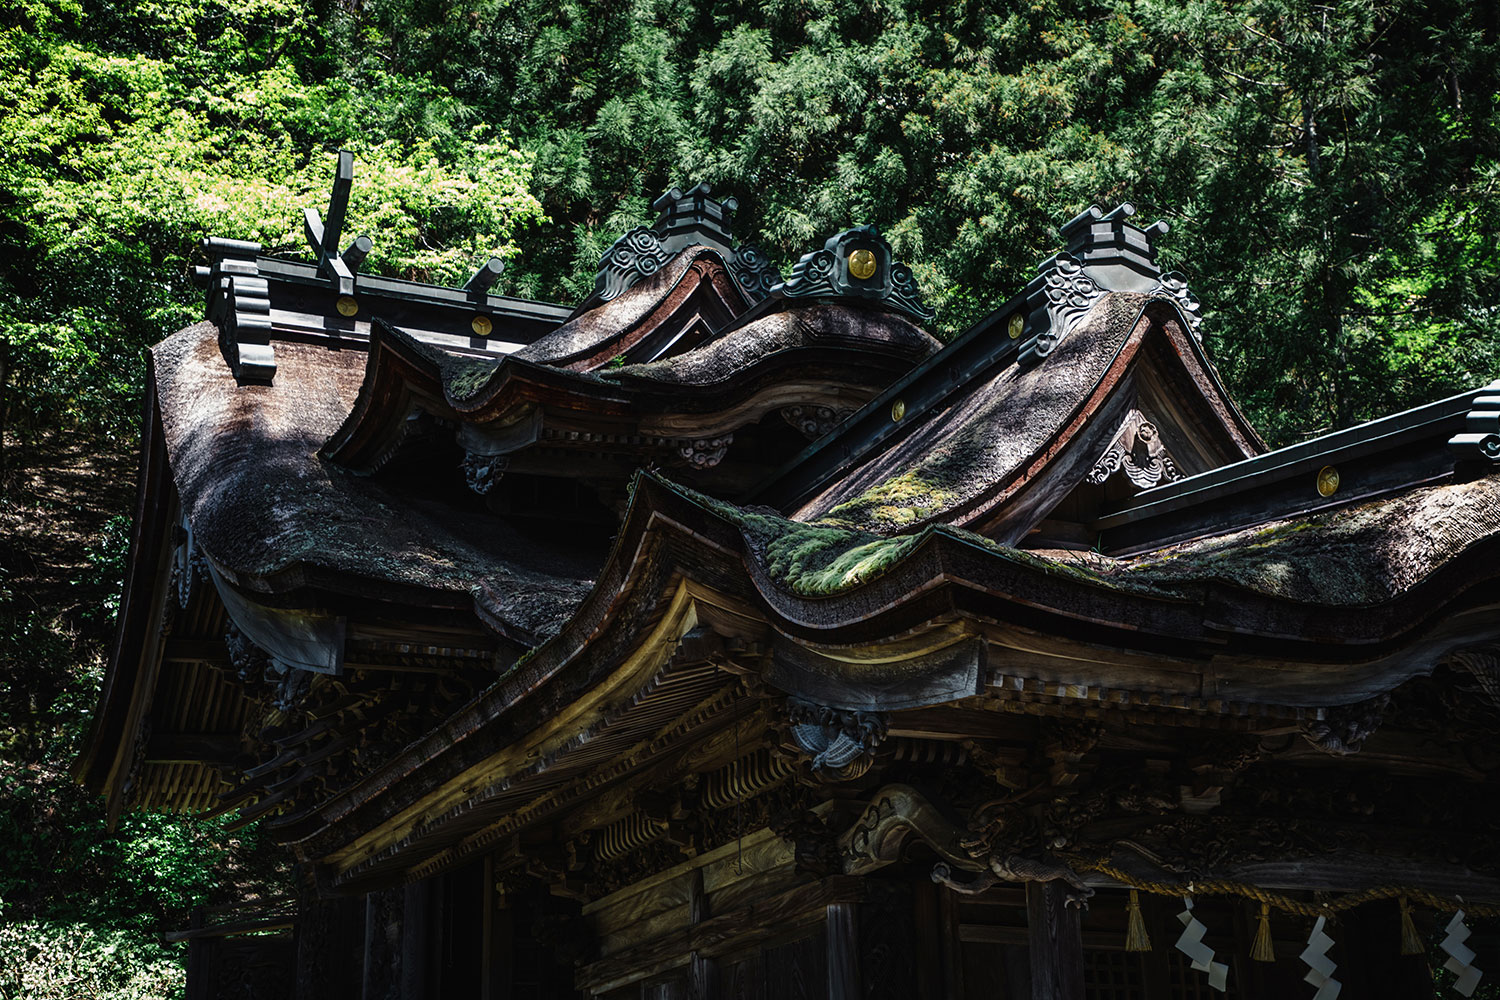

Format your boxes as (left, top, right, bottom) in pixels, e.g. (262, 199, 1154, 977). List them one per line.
(283, 468, 1500, 877)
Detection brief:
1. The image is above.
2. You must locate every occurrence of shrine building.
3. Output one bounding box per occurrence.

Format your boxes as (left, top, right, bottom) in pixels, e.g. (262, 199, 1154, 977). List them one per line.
(78, 152, 1500, 999)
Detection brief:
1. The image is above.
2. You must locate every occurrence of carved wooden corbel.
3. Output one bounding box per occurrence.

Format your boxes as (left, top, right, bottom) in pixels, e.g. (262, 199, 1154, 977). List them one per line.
(1301, 694, 1391, 755)
(676, 435, 733, 469)
(1444, 645, 1500, 707)
(834, 783, 1095, 906)
(778, 697, 889, 781)
(837, 784, 975, 877)
(781, 404, 853, 441)
(460, 452, 507, 495)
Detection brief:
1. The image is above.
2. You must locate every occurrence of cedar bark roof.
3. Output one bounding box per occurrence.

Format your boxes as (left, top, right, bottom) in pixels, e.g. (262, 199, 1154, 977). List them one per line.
(154, 321, 601, 641)
(789, 293, 1258, 537)
(281, 468, 1500, 888)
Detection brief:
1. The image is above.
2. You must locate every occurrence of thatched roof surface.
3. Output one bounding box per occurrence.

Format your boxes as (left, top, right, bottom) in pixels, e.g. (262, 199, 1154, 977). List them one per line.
(153, 322, 599, 639)
(793, 293, 1153, 531)
(1114, 474, 1500, 605)
(681, 472, 1500, 608)
(605, 303, 939, 387)
(512, 251, 702, 366)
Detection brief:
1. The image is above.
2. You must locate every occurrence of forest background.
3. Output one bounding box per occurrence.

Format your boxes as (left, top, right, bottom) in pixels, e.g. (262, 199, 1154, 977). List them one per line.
(0, 0, 1496, 994)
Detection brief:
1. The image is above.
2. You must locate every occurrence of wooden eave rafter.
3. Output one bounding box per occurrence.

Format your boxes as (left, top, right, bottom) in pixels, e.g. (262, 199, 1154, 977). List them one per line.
(276, 470, 1500, 888)
(73, 375, 177, 826)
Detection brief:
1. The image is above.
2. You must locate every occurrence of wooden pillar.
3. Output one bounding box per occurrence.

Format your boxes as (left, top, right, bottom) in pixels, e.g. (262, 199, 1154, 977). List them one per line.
(401, 878, 432, 1000)
(827, 902, 860, 1000)
(687, 868, 719, 1000)
(1340, 899, 1435, 999)
(297, 891, 361, 1000)
(185, 908, 207, 1000)
(936, 886, 962, 1000)
(481, 859, 514, 1000)
(363, 887, 404, 1000)
(1025, 882, 1083, 1000)
(912, 881, 945, 1000)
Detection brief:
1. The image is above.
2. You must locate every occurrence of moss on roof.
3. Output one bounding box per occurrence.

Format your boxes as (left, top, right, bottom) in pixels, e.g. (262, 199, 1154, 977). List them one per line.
(443, 355, 503, 402)
(657, 468, 1500, 609)
(798, 293, 1149, 531)
(1112, 475, 1500, 605)
(662, 477, 1160, 599)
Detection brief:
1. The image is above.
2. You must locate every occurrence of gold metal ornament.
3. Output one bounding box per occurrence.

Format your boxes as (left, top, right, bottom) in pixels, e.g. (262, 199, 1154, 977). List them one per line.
(1007, 313, 1024, 340)
(848, 249, 878, 280)
(1316, 465, 1340, 497)
(471, 315, 494, 337)
(890, 399, 906, 422)
(335, 296, 359, 317)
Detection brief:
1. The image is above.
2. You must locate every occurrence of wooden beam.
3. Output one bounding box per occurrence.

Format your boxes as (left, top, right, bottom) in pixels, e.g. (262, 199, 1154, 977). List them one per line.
(144, 732, 240, 765)
(161, 638, 230, 665)
(164, 916, 294, 942)
(577, 876, 868, 993)
(1026, 881, 1083, 1000)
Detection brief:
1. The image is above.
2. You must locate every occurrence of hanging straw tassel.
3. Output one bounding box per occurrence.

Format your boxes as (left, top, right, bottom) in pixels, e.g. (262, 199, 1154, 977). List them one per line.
(1126, 889, 1152, 952)
(1399, 897, 1425, 955)
(1251, 902, 1275, 962)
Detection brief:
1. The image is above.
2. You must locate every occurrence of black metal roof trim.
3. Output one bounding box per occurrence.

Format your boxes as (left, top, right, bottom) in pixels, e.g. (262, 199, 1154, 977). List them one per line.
(1094, 381, 1499, 543)
(745, 284, 1030, 510)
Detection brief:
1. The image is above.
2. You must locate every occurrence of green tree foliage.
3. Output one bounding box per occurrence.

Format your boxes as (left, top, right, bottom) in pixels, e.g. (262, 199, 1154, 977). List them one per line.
(2, 0, 1496, 450)
(347, 0, 1498, 442)
(0, 0, 543, 451)
(1, 0, 1498, 993)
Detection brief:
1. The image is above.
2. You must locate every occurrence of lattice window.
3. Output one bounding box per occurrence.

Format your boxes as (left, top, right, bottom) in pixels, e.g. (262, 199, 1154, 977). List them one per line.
(1167, 951, 1239, 999)
(1083, 948, 1145, 1000)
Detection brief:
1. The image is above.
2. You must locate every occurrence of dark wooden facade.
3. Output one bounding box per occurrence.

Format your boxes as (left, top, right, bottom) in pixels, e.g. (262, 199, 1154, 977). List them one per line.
(79, 161, 1500, 999)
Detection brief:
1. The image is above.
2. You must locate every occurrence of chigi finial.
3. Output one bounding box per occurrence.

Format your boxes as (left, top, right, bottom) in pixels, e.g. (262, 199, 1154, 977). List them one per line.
(772, 225, 935, 324)
(591, 183, 780, 304)
(1013, 202, 1204, 366)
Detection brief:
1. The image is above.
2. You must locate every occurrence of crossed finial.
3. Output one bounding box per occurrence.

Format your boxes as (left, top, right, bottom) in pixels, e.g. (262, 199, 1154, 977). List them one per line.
(300, 149, 502, 299)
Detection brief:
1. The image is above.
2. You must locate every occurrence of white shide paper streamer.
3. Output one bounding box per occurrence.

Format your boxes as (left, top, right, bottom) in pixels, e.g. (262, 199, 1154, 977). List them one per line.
(1441, 910, 1484, 997)
(1299, 915, 1342, 1000)
(1175, 896, 1229, 992)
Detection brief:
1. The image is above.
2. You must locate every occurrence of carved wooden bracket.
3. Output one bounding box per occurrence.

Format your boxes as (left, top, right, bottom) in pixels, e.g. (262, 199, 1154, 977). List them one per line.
(1301, 693, 1391, 755)
(779, 697, 889, 781)
(781, 405, 854, 441)
(835, 783, 1095, 907)
(676, 435, 733, 470)
(461, 452, 507, 495)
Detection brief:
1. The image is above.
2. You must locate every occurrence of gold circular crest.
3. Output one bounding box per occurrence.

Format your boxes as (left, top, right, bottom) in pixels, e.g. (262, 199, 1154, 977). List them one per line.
(471, 314, 494, 337)
(1316, 465, 1340, 497)
(335, 295, 359, 317)
(890, 398, 906, 422)
(1007, 313, 1024, 340)
(848, 248, 878, 280)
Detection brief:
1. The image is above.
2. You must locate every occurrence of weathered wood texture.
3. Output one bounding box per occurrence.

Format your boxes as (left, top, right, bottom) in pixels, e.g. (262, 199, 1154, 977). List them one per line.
(361, 887, 403, 1000)
(721, 928, 827, 1000)
(858, 882, 916, 1000)
(578, 876, 865, 993)
(826, 902, 859, 1000)
(295, 892, 361, 1000)
(1025, 881, 1083, 1000)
